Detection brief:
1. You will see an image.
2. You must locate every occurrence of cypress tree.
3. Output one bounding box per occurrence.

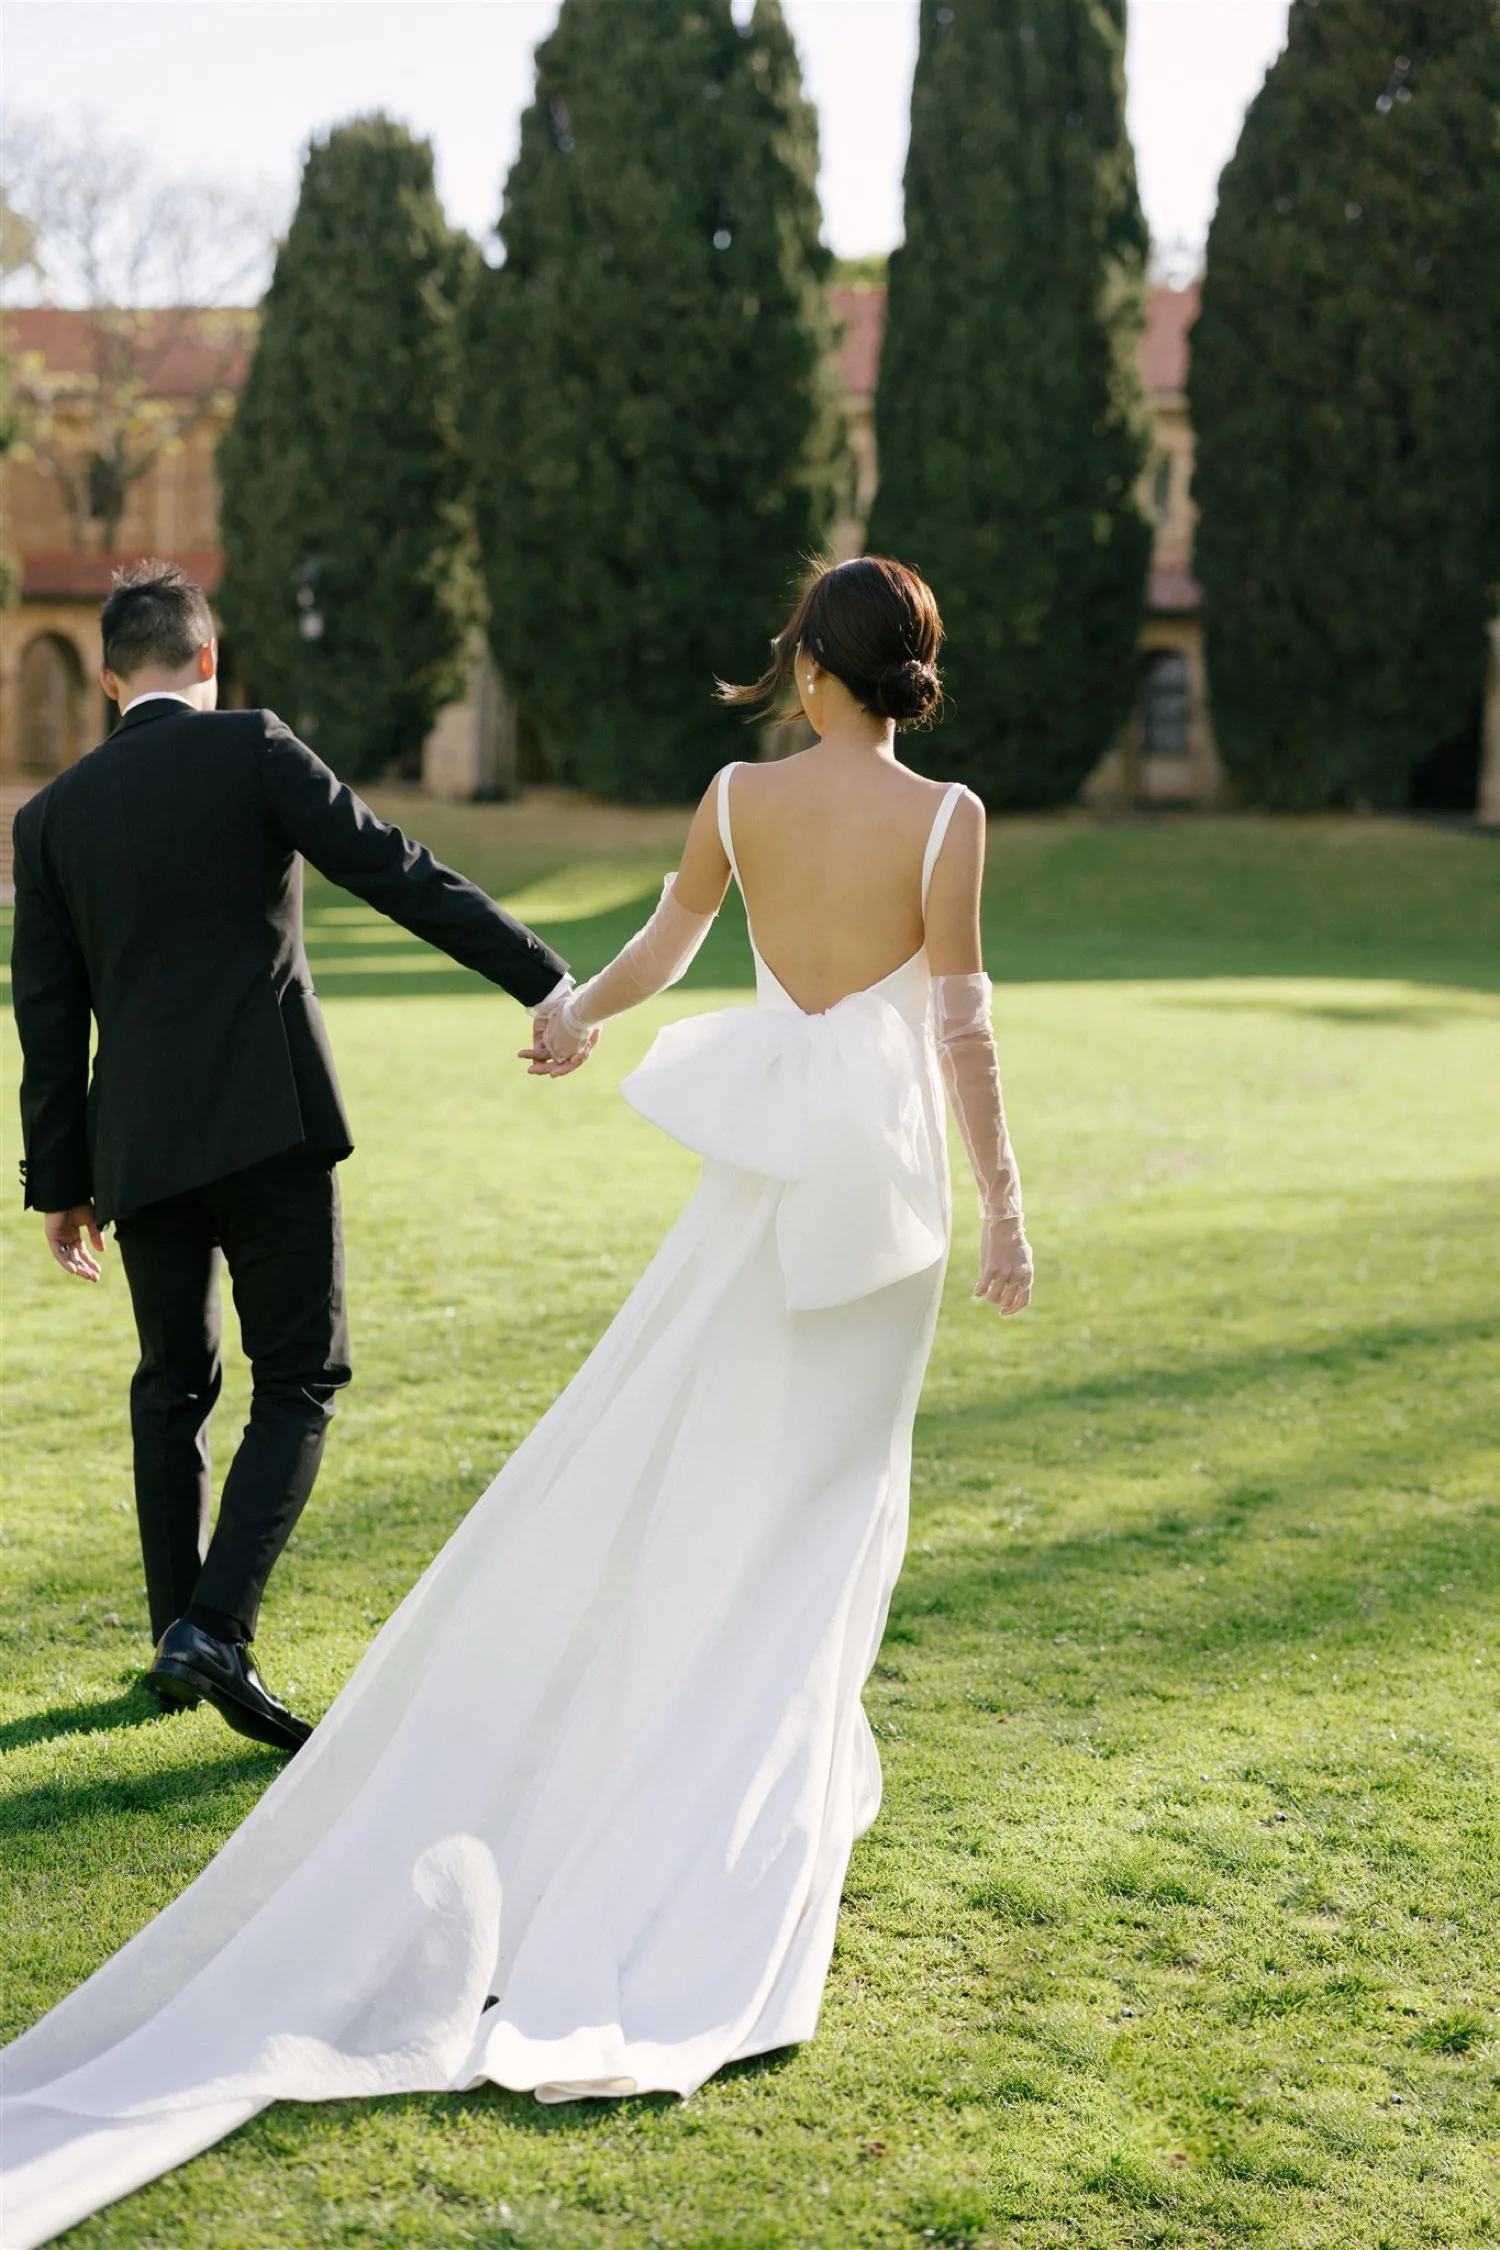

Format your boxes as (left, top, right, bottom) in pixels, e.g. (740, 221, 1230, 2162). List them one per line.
(866, 0, 1152, 808)
(468, 0, 843, 803)
(218, 117, 477, 780)
(1189, 0, 1500, 809)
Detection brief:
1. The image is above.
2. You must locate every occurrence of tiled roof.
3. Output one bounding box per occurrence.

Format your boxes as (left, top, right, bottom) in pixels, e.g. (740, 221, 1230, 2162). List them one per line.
(6, 285, 1196, 408)
(829, 280, 1198, 401)
(1, 306, 256, 395)
(22, 550, 224, 600)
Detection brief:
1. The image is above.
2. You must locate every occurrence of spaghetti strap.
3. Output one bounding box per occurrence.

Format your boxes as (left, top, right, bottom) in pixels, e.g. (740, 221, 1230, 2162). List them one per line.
(920, 783, 967, 914)
(716, 764, 742, 885)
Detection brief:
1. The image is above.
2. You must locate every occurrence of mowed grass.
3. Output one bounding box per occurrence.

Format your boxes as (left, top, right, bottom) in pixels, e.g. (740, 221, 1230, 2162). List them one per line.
(1, 803, 1497, 2250)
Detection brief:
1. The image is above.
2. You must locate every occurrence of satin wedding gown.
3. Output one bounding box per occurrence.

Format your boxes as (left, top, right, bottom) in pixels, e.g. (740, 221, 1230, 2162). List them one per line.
(0, 779, 967, 2250)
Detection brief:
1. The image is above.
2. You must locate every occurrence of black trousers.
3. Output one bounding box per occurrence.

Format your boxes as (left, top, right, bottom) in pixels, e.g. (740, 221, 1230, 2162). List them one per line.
(113, 1145, 351, 1643)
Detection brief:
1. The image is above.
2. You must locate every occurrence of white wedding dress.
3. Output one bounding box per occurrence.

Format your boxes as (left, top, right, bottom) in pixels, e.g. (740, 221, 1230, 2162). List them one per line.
(0, 779, 966, 2250)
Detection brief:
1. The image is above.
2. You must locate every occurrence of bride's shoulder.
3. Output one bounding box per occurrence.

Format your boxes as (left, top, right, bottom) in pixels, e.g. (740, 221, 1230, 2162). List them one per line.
(702, 756, 770, 802)
(709, 755, 803, 816)
(892, 765, 984, 818)
(891, 757, 973, 794)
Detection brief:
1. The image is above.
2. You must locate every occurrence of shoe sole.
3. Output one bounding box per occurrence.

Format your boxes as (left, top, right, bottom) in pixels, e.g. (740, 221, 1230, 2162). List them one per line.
(147, 1657, 309, 1754)
(145, 1668, 201, 1712)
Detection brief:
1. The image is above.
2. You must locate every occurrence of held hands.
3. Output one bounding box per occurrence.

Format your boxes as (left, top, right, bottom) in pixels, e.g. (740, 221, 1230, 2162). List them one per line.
(517, 1002, 597, 1079)
(45, 1204, 104, 1282)
(977, 1206, 1033, 1317)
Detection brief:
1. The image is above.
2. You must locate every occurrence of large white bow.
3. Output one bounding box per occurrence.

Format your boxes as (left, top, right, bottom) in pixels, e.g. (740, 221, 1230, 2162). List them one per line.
(621, 993, 947, 1310)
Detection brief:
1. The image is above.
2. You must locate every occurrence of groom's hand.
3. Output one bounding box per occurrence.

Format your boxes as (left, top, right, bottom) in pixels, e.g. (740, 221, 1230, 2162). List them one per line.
(45, 1204, 104, 1281)
(518, 1013, 597, 1077)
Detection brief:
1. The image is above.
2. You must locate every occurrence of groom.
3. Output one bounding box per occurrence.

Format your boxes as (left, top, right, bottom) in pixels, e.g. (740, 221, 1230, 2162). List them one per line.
(10, 560, 582, 1755)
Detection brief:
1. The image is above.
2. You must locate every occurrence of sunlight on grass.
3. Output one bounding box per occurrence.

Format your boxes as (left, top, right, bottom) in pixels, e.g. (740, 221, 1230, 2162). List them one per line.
(497, 859, 666, 924)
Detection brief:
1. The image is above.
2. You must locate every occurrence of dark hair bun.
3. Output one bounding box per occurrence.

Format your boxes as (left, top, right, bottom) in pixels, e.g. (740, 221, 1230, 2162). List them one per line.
(874, 657, 940, 724)
(717, 556, 945, 727)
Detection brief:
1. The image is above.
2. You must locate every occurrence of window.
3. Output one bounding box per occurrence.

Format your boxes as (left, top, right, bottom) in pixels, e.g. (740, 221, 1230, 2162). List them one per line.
(1139, 650, 1190, 759)
(1151, 452, 1172, 523)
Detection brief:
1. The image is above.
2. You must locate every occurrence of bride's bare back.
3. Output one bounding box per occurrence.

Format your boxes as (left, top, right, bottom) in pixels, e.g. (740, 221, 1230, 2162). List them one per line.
(528, 551, 1029, 1317)
(675, 744, 985, 1015)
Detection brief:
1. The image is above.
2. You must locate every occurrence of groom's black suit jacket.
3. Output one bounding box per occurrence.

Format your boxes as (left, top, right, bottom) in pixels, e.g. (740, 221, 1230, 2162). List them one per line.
(11, 699, 569, 1223)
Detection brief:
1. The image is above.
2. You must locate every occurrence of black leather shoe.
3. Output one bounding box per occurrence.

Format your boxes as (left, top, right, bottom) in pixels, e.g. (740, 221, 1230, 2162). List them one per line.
(145, 1620, 312, 1754)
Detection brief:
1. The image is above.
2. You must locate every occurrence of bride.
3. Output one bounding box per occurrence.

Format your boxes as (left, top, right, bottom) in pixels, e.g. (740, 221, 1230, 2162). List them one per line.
(0, 555, 1032, 2249)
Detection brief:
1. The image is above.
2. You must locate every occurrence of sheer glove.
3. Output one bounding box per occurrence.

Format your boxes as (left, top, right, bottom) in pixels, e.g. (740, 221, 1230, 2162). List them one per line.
(933, 972, 1033, 1315)
(523, 980, 596, 1078)
(534, 877, 715, 1065)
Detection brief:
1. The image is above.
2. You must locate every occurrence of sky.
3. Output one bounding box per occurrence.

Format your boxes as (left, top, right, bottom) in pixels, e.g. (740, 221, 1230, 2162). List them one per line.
(3, 0, 1291, 279)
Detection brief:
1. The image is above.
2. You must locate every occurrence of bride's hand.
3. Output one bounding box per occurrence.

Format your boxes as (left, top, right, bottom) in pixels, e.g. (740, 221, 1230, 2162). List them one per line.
(976, 1209, 1033, 1315)
(518, 1010, 597, 1077)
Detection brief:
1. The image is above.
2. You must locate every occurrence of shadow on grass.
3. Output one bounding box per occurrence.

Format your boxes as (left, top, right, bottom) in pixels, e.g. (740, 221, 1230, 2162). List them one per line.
(257, 2043, 800, 2149)
(0, 1749, 287, 1838)
(288, 2082, 676, 2136)
(932, 1306, 1497, 1428)
(300, 894, 755, 1002)
(898, 1304, 1498, 1660)
(712, 2042, 802, 2087)
(0, 1683, 169, 1752)
(892, 1478, 1500, 1670)
(1156, 991, 1495, 1027)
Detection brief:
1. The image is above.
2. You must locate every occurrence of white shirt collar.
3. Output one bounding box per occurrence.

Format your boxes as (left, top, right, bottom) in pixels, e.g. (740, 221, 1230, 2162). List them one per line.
(121, 690, 198, 716)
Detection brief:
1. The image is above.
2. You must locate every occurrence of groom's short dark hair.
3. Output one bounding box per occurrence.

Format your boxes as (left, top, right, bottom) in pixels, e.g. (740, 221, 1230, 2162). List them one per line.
(100, 560, 215, 676)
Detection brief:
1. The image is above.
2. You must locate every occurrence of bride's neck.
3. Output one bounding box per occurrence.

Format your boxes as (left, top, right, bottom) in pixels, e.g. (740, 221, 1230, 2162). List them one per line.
(807, 718, 897, 762)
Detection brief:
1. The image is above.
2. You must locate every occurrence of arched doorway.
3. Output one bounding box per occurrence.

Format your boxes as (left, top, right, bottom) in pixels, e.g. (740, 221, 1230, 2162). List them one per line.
(18, 633, 85, 775)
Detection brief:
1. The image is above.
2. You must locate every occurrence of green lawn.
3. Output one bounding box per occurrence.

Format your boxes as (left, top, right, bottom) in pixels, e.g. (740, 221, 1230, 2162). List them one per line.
(1, 804, 1496, 2249)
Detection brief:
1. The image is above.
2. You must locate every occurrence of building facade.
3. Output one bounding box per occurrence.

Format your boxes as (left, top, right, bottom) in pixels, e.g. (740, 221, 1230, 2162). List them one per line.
(1, 308, 256, 787)
(0, 303, 520, 810)
(1082, 282, 1225, 811)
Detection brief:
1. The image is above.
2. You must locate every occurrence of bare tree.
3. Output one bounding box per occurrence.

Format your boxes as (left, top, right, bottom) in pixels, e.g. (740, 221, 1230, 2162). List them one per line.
(1, 115, 274, 549)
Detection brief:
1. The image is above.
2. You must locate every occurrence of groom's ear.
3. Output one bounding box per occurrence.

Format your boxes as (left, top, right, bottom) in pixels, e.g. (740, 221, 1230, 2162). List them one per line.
(197, 640, 218, 683)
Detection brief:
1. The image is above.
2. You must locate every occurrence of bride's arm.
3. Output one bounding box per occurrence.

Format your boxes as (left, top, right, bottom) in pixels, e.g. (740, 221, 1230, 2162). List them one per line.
(925, 795, 1034, 1316)
(527, 781, 732, 1069)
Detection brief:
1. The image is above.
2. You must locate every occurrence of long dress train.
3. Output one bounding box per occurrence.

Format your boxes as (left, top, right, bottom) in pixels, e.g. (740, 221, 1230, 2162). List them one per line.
(0, 779, 966, 2250)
